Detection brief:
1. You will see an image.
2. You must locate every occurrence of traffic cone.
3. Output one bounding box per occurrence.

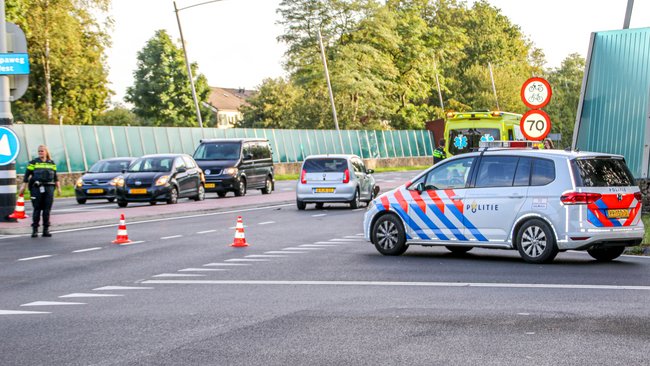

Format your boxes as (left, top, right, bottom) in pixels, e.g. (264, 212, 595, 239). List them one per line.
(112, 214, 132, 244)
(8, 194, 28, 220)
(230, 216, 249, 247)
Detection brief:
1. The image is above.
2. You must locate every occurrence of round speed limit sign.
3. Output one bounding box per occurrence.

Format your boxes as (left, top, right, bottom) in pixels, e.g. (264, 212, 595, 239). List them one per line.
(521, 77, 552, 109)
(520, 110, 552, 141)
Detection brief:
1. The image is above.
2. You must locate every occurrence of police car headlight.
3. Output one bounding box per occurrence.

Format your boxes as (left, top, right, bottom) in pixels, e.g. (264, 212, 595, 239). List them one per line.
(155, 175, 170, 186)
(224, 167, 237, 176)
(76, 178, 83, 188)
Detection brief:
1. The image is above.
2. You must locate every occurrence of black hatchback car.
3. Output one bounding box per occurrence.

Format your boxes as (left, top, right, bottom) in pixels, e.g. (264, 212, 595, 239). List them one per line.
(115, 154, 205, 207)
(75, 157, 135, 204)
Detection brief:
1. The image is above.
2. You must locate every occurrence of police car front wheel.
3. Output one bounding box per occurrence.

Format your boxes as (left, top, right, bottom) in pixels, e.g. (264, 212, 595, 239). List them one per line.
(372, 214, 408, 256)
(515, 219, 558, 264)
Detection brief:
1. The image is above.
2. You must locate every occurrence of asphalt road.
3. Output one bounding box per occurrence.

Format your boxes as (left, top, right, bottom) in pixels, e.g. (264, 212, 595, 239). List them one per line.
(1, 171, 649, 365)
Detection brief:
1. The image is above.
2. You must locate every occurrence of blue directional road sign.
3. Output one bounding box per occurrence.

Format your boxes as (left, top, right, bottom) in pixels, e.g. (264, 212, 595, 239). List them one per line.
(0, 127, 20, 166)
(0, 53, 29, 75)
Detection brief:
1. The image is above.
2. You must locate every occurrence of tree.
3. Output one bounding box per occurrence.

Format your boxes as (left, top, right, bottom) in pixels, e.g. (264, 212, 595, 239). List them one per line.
(545, 53, 585, 148)
(95, 106, 144, 126)
(7, 0, 112, 124)
(239, 78, 303, 129)
(126, 30, 211, 127)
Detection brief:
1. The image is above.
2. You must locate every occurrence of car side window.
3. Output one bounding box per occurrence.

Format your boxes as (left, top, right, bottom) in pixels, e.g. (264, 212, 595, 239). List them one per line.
(412, 157, 474, 190)
(475, 156, 518, 188)
(173, 158, 185, 170)
(351, 158, 364, 173)
(182, 156, 196, 169)
(243, 143, 252, 159)
(260, 142, 271, 159)
(531, 158, 555, 186)
(513, 157, 531, 186)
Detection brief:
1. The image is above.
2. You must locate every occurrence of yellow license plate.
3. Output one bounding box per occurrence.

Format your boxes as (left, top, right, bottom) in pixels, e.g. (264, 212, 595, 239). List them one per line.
(87, 188, 104, 194)
(129, 188, 147, 194)
(607, 209, 630, 219)
(205, 183, 216, 188)
(315, 188, 335, 193)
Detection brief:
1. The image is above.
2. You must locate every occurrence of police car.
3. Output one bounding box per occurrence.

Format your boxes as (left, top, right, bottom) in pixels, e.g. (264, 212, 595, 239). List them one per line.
(363, 143, 644, 263)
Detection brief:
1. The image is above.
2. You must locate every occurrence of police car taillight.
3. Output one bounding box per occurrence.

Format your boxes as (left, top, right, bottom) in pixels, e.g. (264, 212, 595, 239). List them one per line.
(634, 192, 643, 201)
(560, 192, 602, 205)
(343, 169, 350, 183)
(300, 169, 307, 184)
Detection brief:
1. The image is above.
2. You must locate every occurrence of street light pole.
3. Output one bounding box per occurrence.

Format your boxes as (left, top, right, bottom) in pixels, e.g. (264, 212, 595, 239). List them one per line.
(317, 28, 344, 153)
(174, 0, 220, 129)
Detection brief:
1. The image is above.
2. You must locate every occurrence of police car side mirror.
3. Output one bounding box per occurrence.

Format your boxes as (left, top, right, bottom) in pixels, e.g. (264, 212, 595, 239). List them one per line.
(416, 182, 426, 192)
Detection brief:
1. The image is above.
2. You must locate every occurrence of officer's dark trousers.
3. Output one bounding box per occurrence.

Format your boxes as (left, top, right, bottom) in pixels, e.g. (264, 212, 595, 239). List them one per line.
(30, 186, 55, 229)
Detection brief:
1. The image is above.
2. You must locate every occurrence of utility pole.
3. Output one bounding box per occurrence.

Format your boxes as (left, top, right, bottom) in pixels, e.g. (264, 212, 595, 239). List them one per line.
(0, 0, 16, 221)
(317, 28, 345, 153)
(488, 62, 500, 110)
(623, 0, 634, 29)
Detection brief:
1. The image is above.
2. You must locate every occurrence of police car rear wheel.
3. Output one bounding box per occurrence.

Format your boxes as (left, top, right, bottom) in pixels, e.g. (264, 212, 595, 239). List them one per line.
(373, 215, 408, 256)
(516, 219, 558, 264)
(587, 246, 625, 262)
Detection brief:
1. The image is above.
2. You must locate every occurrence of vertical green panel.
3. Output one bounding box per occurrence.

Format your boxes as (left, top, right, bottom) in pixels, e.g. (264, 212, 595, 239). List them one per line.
(41, 125, 66, 172)
(62, 126, 85, 172)
(342, 130, 353, 155)
(139, 127, 156, 155)
(266, 130, 280, 163)
(349, 130, 362, 157)
(278, 130, 291, 162)
(296, 130, 308, 160)
(79, 126, 100, 167)
(422, 130, 434, 155)
(126, 127, 144, 157)
(384, 130, 396, 158)
(111, 127, 130, 157)
(166, 128, 183, 153)
(191, 128, 204, 146)
(407, 130, 418, 156)
(180, 128, 196, 154)
(25, 124, 46, 159)
(376, 130, 387, 158)
(153, 128, 169, 153)
(13, 125, 29, 174)
(398, 131, 409, 157)
(93, 126, 114, 159)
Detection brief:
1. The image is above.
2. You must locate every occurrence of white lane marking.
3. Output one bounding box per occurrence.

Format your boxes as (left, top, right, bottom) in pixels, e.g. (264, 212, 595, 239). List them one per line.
(197, 230, 217, 234)
(73, 247, 102, 253)
(517, 313, 530, 316)
(18, 255, 52, 261)
(311, 214, 327, 217)
(0, 310, 51, 315)
(59, 293, 124, 298)
(281, 188, 292, 191)
(0, 203, 295, 238)
(179, 268, 228, 272)
(283, 247, 325, 251)
(225, 258, 270, 262)
(246, 254, 287, 258)
(93, 286, 153, 291)
(329, 238, 365, 242)
(116, 240, 145, 246)
(21, 301, 86, 306)
(258, 221, 275, 225)
(139, 280, 650, 291)
(203, 263, 250, 267)
(153, 273, 207, 277)
(314, 242, 346, 245)
(352, 208, 364, 212)
(344, 235, 363, 238)
(264, 251, 307, 254)
(161, 235, 183, 240)
(526, 332, 535, 335)
(300, 244, 338, 247)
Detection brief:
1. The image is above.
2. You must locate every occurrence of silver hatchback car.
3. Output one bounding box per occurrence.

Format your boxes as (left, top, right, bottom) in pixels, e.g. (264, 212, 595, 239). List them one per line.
(296, 154, 378, 210)
(364, 148, 644, 263)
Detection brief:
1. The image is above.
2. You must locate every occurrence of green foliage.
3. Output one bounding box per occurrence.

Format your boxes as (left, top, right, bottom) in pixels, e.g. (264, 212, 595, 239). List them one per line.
(239, 78, 303, 129)
(545, 53, 585, 148)
(95, 106, 145, 126)
(126, 30, 211, 127)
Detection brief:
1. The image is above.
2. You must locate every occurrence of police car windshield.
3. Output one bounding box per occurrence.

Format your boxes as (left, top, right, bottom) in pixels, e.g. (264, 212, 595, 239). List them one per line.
(448, 128, 500, 155)
(88, 160, 131, 173)
(128, 158, 173, 173)
(193, 143, 241, 160)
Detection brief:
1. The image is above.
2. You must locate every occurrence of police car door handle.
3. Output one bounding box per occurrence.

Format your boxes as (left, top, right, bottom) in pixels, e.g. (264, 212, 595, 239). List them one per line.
(509, 194, 524, 198)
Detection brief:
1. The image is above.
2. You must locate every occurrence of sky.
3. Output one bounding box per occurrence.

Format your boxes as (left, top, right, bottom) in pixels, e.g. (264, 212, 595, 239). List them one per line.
(105, 0, 650, 105)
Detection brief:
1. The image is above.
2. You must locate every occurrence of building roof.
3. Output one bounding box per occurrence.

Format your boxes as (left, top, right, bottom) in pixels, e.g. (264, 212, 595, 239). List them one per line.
(207, 87, 255, 112)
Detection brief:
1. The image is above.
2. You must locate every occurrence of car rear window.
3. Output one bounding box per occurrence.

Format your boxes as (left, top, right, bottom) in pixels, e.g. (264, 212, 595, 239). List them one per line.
(572, 158, 635, 187)
(303, 158, 347, 172)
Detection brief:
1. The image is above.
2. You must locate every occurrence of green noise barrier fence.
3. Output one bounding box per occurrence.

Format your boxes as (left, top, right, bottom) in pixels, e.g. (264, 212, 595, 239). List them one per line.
(11, 124, 434, 174)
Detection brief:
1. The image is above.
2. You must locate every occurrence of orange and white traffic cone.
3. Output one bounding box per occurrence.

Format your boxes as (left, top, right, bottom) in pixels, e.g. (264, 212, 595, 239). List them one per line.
(230, 216, 249, 247)
(112, 214, 132, 244)
(8, 194, 28, 220)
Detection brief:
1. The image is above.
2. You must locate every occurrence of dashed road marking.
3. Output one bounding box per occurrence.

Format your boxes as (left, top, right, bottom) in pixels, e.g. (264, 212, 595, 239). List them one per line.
(0, 310, 50, 315)
(21, 301, 86, 306)
(264, 251, 306, 254)
(153, 273, 206, 278)
(283, 247, 325, 251)
(73, 247, 102, 253)
(258, 221, 275, 225)
(246, 254, 287, 258)
(18, 255, 52, 261)
(93, 286, 153, 291)
(203, 263, 250, 267)
(117, 240, 145, 246)
(161, 235, 183, 240)
(329, 238, 364, 242)
(59, 293, 124, 298)
(179, 268, 228, 272)
(197, 230, 217, 234)
(311, 214, 327, 217)
(225, 258, 270, 262)
(300, 244, 338, 247)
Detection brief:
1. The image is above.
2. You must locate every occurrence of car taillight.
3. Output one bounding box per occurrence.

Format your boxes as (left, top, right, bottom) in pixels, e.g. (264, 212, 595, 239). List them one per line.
(300, 169, 307, 184)
(634, 192, 643, 201)
(560, 192, 602, 205)
(343, 169, 350, 183)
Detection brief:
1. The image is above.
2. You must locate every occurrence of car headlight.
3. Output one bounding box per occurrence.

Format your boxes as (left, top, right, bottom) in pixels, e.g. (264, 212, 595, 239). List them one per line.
(75, 178, 83, 188)
(155, 175, 170, 186)
(114, 177, 125, 187)
(224, 167, 237, 176)
(109, 176, 120, 186)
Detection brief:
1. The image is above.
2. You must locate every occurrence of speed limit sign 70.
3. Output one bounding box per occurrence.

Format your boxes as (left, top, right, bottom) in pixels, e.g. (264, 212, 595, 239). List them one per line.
(520, 110, 552, 141)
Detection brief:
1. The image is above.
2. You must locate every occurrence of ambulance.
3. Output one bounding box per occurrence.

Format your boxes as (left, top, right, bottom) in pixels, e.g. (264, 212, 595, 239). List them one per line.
(443, 111, 523, 156)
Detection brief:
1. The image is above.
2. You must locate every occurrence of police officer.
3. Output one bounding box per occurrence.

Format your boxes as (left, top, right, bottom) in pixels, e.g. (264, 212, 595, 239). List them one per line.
(433, 138, 447, 164)
(18, 145, 61, 238)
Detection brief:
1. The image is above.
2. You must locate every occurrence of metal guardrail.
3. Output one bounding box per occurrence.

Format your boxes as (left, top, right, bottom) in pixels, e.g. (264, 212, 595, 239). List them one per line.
(11, 124, 434, 173)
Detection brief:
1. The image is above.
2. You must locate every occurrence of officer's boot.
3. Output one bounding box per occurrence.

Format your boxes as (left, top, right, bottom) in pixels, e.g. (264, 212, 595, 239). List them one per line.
(31, 227, 38, 238)
(42, 226, 52, 237)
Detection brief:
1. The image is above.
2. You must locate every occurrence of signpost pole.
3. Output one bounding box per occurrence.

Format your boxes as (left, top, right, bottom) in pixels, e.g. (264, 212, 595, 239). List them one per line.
(0, 0, 17, 222)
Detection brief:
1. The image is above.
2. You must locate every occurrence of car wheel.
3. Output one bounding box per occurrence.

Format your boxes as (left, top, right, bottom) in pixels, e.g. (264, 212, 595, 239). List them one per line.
(76, 198, 86, 204)
(297, 200, 306, 210)
(587, 246, 625, 262)
(261, 176, 273, 194)
(315, 202, 324, 209)
(515, 219, 558, 264)
(117, 200, 128, 208)
(349, 189, 360, 209)
(107, 198, 115, 203)
(217, 191, 227, 198)
(149, 201, 157, 205)
(372, 214, 408, 256)
(445, 246, 472, 254)
(234, 178, 247, 197)
(193, 185, 205, 201)
(166, 187, 178, 204)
